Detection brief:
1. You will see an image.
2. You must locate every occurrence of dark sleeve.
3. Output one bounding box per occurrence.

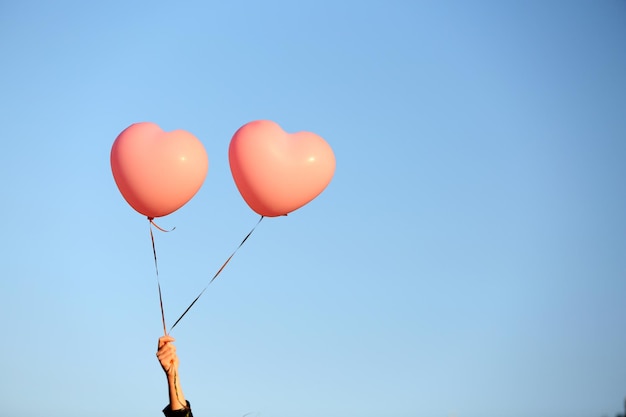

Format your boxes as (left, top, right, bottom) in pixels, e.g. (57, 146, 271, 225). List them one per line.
(162, 401, 193, 417)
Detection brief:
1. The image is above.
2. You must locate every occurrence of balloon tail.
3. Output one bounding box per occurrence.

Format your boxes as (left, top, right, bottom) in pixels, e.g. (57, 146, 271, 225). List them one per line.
(149, 217, 176, 232)
(169, 215, 264, 332)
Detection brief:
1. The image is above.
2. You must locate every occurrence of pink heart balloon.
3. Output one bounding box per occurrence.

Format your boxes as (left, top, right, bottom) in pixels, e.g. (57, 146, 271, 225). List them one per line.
(111, 122, 209, 218)
(229, 120, 336, 217)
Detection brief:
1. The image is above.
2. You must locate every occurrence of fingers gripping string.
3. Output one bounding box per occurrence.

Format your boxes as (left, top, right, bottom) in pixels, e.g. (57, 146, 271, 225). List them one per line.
(149, 217, 176, 336)
(169, 215, 264, 332)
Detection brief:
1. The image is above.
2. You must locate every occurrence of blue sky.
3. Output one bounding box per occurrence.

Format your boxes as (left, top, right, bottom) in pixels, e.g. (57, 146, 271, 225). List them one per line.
(1, 1, 625, 416)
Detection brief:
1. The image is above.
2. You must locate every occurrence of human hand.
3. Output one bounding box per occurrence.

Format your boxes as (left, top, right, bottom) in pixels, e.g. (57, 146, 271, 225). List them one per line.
(157, 335, 179, 377)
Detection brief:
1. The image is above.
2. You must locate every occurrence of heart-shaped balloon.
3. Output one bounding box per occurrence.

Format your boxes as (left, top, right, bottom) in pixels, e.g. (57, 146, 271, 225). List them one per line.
(229, 120, 335, 217)
(111, 122, 209, 218)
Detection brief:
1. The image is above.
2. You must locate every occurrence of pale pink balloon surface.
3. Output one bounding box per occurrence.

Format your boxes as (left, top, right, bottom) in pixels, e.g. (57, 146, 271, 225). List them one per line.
(229, 120, 336, 217)
(111, 122, 209, 218)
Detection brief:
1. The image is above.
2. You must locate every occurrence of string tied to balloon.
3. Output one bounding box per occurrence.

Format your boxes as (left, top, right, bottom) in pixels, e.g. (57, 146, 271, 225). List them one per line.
(169, 215, 264, 332)
(148, 217, 176, 336)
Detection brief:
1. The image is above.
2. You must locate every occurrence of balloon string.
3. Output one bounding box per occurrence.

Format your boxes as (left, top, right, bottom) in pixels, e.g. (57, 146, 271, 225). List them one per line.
(149, 217, 174, 336)
(169, 215, 264, 333)
(150, 218, 176, 233)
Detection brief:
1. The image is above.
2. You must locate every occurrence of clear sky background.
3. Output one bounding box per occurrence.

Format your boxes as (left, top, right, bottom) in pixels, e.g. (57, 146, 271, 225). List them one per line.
(1, 1, 625, 417)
